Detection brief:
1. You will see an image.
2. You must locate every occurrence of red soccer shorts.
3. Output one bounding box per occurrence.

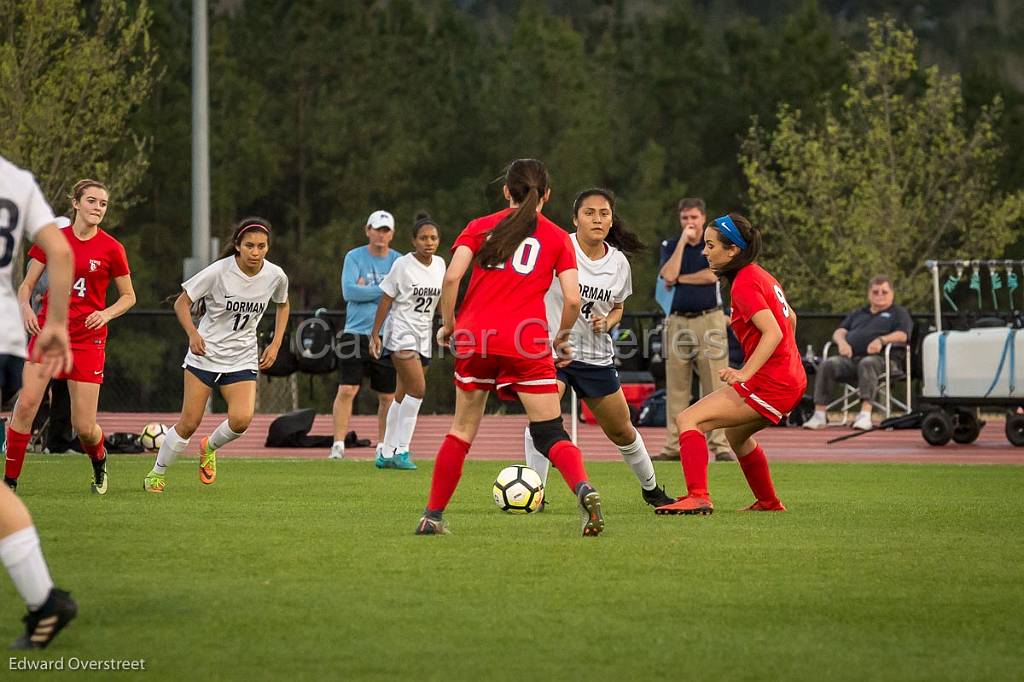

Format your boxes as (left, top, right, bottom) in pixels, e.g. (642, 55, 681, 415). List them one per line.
(454, 352, 558, 401)
(27, 339, 105, 384)
(732, 374, 805, 424)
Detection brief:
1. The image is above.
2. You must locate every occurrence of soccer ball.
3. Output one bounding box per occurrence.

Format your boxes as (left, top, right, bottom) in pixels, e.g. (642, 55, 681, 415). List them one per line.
(492, 465, 544, 514)
(140, 423, 168, 452)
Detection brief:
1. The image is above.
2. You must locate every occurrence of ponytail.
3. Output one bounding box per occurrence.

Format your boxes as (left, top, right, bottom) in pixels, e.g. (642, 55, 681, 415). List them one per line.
(476, 159, 549, 268)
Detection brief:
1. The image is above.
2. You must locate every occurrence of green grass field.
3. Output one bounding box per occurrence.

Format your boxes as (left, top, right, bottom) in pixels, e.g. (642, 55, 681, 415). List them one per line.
(3, 456, 1023, 681)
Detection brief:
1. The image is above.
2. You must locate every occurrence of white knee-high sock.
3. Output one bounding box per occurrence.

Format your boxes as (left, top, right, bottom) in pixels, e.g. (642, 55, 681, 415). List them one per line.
(0, 527, 54, 610)
(154, 426, 190, 474)
(208, 419, 244, 451)
(523, 426, 550, 486)
(382, 400, 401, 458)
(617, 430, 657, 490)
(395, 396, 423, 453)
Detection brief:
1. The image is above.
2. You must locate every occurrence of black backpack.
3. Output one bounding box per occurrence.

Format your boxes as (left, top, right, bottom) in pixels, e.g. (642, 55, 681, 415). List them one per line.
(635, 389, 667, 427)
(294, 312, 337, 374)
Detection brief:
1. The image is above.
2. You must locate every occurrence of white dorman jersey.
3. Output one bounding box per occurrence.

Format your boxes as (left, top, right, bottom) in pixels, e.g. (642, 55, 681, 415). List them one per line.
(0, 156, 57, 357)
(544, 234, 632, 366)
(378, 253, 445, 357)
(182, 256, 289, 373)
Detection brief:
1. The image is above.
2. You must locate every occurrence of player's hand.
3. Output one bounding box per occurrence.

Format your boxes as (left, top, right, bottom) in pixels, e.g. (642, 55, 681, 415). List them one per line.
(553, 332, 575, 368)
(21, 303, 41, 336)
(719, 366, 749, 386)
(259, 343, 280, 370)
(436, 324, 453, 349)
(838, 341, 853, 358)
(357, 276, 366, 285)
(589, 316, 609, 334)
(189, 332, 207, 356)
(32, 322, 73, 377)
(84, 309, 111, 330)
(866, 338, 883, 355)
(368, 335, 382, 359)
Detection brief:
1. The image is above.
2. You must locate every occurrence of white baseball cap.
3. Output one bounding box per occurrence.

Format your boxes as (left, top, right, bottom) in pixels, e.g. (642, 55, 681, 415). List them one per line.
(366, 210, 395, 230)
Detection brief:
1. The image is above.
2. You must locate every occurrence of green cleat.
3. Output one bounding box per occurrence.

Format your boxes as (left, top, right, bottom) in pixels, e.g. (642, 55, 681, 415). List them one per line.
(198, 437, 217, 485)
(143, 470, 165, 493)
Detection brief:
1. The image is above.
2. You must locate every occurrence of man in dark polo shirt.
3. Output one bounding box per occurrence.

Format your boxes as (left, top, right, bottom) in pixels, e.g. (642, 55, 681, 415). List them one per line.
(656, 197, 732, 461)
(804, 274, 913, 431)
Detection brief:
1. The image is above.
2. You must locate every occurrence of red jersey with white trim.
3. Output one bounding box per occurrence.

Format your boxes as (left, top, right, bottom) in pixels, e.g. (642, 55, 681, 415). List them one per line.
(729, 264, 804, 387)
(453, 208, 577, 358)
(29, 226, 130, 349)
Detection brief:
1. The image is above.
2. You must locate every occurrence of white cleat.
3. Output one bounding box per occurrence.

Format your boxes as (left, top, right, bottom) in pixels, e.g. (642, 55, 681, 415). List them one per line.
(328, 443, 344, 460)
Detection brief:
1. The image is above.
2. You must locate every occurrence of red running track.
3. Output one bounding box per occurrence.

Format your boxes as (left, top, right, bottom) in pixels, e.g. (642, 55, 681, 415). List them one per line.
(97, 413, 1024, 465)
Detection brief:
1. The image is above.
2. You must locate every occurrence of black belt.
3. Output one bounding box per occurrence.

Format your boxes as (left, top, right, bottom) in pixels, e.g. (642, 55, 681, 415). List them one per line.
(671, 306, 722, 319)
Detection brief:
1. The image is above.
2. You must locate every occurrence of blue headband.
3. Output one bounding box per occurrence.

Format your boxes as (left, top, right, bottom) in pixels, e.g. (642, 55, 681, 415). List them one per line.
(713, 215, 748, 250)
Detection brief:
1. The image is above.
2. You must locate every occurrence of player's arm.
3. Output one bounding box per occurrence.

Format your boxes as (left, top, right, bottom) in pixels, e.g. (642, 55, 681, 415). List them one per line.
(85, 274, 136, 329)
(259, 299, 290, 370)
(28, 225, 74, 375)
(368, 293, 394, 359)
(436, 245, 473, 347)
(554, 268, 580, 367)
(173, 291, 206, 356)
(723, 308, 782, 384)
(590, 301, 623, 335)
(17, 258, 46, 336)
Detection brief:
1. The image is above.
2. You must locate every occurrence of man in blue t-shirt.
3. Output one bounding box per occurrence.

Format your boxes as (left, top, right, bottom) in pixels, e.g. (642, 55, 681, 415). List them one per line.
(656, 198, 732, 462)
(804, 274, 913, 431)
(330, 210, 402, 460)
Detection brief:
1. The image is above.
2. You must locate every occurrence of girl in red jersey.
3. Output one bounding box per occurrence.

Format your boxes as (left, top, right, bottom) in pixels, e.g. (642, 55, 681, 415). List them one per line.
(4, 180, 136, 495)
(416, 159, 605, 537)
(655, 213, 805, 515)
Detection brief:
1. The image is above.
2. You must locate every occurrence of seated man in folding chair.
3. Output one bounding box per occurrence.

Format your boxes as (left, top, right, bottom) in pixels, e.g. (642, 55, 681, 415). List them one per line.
(804, 275, 913, 430)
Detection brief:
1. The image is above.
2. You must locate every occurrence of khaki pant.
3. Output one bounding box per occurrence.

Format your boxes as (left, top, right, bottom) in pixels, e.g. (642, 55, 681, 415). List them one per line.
(661, 309, 731, 458)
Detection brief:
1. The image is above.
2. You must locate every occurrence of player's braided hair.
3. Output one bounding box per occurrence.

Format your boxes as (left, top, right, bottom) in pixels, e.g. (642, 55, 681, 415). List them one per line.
(710, 212, 761, 283)
(476, 159, 549, 268)
(571, 188, 645, 256)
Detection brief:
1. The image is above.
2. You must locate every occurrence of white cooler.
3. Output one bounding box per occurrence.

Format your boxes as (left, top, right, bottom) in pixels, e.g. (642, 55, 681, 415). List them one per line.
(921, 327, 1024, 398)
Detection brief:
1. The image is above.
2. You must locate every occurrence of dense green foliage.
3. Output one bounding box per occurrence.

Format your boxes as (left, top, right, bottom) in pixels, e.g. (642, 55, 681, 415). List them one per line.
(2, 1, 1022, 311)
(3, 456, 1023, 680)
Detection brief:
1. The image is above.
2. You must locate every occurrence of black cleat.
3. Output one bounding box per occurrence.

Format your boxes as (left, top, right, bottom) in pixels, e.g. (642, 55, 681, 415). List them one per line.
(10, 588, 77, 650)
(3, 477, 16, 493)
(414, 515, 449, 535)
(641, 485, 675, 508)
(90, 458, 107, 495)
(577, 483, 605, 537)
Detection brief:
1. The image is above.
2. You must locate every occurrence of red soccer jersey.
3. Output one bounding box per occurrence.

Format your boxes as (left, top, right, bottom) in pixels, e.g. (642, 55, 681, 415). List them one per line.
(28, 226, 130, 349)
(729, 264, 804, 387)
(453, 208, 577, 358)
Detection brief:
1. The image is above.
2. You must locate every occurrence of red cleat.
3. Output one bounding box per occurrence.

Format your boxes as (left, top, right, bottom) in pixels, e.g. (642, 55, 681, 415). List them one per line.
(739, 500, 787, 512)
(654, 495, 713, 515)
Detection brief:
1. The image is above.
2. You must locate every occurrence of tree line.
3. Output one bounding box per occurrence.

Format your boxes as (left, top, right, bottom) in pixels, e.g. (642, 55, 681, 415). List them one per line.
(3, 0, 1022, 313)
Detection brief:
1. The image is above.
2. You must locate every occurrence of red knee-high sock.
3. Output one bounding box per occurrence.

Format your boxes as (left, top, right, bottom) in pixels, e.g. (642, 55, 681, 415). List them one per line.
(80, 429, 106, 462)
(738, 444, 779, 504)
(679, 429, 710, 497)
(548, 440, 589, 494)
(4, 427, 31, 480)
(426, 434, 471, 512)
